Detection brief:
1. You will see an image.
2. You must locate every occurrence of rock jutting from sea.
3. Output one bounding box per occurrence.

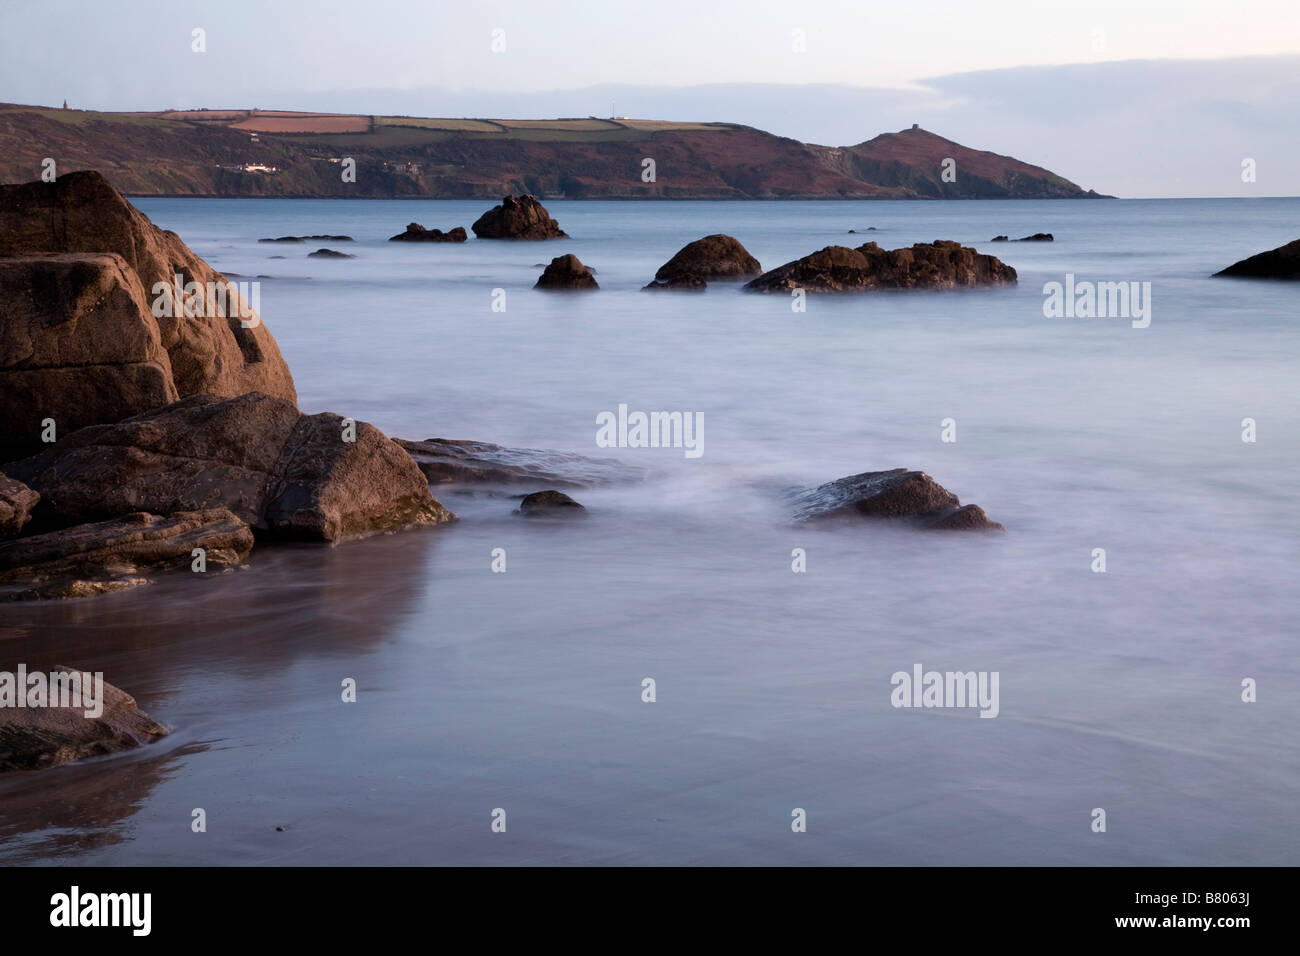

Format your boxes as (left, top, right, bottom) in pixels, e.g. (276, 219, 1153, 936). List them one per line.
(744, 241, 1017, 293)
(791, 469, 1004, 531)
(471, 195, 568, 239)
(388, 222, 468, 242)
(1212, 238, 1300, 280)
(535, 254, 598, 290)
(646, 234, 763, 290)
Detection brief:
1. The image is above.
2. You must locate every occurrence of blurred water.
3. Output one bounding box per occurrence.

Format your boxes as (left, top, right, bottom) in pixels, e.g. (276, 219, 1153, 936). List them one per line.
(1, 198, 1297, 865)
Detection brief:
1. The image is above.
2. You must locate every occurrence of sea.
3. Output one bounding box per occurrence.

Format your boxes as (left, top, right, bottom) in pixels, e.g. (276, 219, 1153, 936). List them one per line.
(1, 197, 1297, 865)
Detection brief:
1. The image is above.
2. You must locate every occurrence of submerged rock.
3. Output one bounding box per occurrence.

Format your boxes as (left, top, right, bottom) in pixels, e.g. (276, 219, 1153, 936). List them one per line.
(395, 438, 645, 488)
(744, 241, 1016, 293)
(653, 234, 762, 282)
(0, 472, 40, 539)
(643, 274, 707, 292)
(471, 195, 567, 239)
(991, 235, 1009, 242)
(517, 490, 586, 516)
(388, 223, 467, 242)
(535, 254, 598, 290)
(0, 509, 253, 601)
(1213, 238, 1300, 279)
(259, 235, 353, 242)
(307, 248, 354, 259)
(4, 393, 455, 542)
(1017, 232, 1054, 241)
(0, 171, 296, 460)
(791, 469, 1003, 531)
(0, 666, 168, 772)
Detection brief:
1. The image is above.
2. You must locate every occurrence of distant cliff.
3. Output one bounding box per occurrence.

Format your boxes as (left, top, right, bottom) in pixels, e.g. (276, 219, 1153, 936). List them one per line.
(0, 104, 1111, 200)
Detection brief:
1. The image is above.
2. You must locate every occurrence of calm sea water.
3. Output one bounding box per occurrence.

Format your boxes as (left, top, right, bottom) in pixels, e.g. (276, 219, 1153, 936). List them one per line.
(2, 198, 1297, 865)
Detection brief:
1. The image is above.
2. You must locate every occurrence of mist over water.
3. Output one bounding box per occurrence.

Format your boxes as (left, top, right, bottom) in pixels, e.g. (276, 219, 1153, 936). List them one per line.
(2, 198, 1297, 865)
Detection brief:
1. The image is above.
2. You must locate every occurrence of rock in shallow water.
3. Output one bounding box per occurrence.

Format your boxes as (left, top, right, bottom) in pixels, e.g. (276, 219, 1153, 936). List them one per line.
(535, 254, 598, 290)
(0, 508, 252, 601)
(259, 234, 352, 242)
(388, 223, 467, 242)
(1213, 238, 1300, 279)
(4, 392, 455, 541)
(653, 234, 762, 282)
(517, 490, 586, 516)
(394, 438, 645, 488)
(643, 274, 707, 292)
(744, 241, 1016, 293)
(0, 666, 168, 772)
(471, 195, 567, 239)
(791, 469, 1003, 531)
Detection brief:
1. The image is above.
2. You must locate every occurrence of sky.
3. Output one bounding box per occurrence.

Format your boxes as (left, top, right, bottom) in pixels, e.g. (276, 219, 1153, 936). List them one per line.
(2, 0, 1298, 197)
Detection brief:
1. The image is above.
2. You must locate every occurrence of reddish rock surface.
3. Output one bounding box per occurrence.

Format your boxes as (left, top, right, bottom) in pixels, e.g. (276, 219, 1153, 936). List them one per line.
(0, 666, 168, 771)
(0, 472, 39, 538)
(0, 509, 253, 600)
(0, 171, 296, 399)
(0, 172, 298, 460)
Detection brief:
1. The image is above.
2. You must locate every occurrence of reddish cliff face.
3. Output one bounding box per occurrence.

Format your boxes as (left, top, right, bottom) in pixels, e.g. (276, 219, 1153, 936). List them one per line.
(833, 127, 1095, 199)
(0, 104, 1106, 200)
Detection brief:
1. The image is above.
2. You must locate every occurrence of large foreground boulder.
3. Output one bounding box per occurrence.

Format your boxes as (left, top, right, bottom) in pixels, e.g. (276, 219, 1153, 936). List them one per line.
(389, 223, 467, 242)
(654, 234, 762, 282)
(0, 171, 297, 459)
(792, 469, 1003, 531)
(4, 392, 455, 541)
(535, 254, 598, 290)
(1, 472, 40, 538)
(0, 254, 180, 460)
(0, 509, 253, 600)
(1213, 238, 1300, 279)
(0, 666, 168, 772)
(744, 241, 1017, 293)
(471, 195, 567, 239)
